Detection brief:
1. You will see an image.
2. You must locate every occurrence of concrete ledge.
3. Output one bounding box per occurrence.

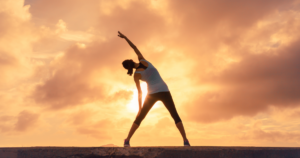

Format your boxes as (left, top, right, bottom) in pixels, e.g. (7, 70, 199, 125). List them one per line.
(1, 146, 300, 158)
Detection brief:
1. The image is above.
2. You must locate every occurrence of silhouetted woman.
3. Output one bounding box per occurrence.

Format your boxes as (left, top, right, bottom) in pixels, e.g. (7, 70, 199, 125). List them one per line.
(118, 31, 190, 147)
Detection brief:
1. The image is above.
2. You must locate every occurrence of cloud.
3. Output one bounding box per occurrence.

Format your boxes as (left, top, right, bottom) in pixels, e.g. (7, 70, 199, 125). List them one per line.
(27, 0, 100, 30)
(29, 0, 169, 110)
(77, 128, 111, 140)
(32, 67, 106, 110)
(185, 38, 300, 123)
(0, 110, 39, 134)
(14, 110, 40, 132)
(105, 90, 133, 103)
(155, 117, 173, 129)
(0, 51, 18, 83)
(249, 129, 300, 143)
(96, 0, 168, 40)
(66, 109, 96, 125)
(75, 119, 114, 140)
(168, 0, 295, 37)
(31, 38, 135, 110)
(0, 115, 14, 133)
(0, 0, 36, 88)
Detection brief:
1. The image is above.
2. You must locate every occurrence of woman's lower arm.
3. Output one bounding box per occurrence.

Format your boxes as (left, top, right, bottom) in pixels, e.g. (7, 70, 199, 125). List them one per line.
(138, 93, 142, 109)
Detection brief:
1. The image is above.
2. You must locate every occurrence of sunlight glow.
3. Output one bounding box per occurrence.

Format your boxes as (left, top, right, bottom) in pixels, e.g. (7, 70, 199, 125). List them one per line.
(127, 82, 148, 113)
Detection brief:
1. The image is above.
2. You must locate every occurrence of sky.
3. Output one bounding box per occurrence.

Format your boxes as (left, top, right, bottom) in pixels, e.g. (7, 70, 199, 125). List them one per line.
(0, 0, 300, 147)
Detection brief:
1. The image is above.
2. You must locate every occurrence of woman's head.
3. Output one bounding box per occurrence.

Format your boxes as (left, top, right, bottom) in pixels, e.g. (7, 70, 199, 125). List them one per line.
(122, 59, 135, 76)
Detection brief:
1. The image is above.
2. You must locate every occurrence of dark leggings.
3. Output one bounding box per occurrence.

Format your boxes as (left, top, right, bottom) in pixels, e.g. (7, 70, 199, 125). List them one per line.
(134, 91, 182, 126)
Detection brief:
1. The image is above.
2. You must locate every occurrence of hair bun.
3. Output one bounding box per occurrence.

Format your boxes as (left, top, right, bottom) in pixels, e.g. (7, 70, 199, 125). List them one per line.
(122, 59, 135, 76)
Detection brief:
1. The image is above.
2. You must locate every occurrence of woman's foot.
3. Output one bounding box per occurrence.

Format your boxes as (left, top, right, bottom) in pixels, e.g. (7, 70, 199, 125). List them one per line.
(184, 140, 190, 147)
(124, 139, 130, 147)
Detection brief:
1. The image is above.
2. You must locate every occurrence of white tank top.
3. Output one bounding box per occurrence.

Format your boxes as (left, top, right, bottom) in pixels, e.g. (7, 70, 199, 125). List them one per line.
(134, 59, 169, 94)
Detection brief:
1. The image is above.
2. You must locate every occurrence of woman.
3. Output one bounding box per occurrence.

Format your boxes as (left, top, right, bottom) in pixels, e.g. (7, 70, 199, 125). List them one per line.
(118, 31, 190, 147)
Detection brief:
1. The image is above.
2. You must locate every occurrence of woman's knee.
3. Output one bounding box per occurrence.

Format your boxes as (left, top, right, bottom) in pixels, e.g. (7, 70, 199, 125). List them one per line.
(172, 114, 182, 124)
(134, 116, 144, 126)
(133, 120, 141, 126)
(175, 119, 182, 124)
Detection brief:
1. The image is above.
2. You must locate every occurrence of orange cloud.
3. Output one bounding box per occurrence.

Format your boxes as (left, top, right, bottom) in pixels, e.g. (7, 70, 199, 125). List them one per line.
(0, 110, 39, 134)
(14, 110, 39, 132)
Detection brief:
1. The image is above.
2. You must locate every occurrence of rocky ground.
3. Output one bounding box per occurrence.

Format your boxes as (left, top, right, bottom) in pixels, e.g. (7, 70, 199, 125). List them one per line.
(1, 146, 300, 158)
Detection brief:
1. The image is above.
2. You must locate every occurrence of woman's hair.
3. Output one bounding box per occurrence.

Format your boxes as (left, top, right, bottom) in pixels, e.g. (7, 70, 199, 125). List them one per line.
(122, 59, 135, 76)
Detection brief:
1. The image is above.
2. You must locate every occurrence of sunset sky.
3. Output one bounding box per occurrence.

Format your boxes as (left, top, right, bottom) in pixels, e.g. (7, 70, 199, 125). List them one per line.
(1, 0, 300, 147)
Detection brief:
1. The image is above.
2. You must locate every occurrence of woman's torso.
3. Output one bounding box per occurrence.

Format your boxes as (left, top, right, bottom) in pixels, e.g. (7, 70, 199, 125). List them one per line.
(135, 59, 169, 94)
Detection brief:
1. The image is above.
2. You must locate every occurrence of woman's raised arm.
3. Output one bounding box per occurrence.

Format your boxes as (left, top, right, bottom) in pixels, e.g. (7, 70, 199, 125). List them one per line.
(118, 31, 145, 61)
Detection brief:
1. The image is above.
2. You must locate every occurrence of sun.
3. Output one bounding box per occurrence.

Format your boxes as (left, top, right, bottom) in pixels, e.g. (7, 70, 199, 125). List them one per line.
(127, 82, 148, 113)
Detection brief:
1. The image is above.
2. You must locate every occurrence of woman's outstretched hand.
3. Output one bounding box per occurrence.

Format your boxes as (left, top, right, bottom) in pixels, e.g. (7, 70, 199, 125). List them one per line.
(118, 31, 126, 38)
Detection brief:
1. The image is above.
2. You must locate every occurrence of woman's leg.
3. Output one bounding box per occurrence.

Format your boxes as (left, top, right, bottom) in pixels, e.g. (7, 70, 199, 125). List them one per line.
(160, 92, 188, 141)
(176, 122, 188, 141)
(125, 123, 139, 141)
(126, 94, 157, 141)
